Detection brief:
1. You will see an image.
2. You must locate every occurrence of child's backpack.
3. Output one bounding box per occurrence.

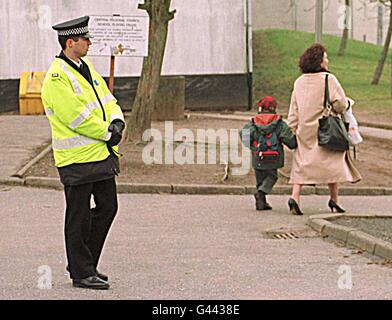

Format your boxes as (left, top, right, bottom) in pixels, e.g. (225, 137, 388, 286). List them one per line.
(253, 128, 281, 162)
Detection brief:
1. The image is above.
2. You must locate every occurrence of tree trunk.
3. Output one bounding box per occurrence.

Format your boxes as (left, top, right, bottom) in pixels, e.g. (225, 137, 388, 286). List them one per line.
(338, 0, 350, 57)
(125, 0, 176, 143)
(372, 2, 392, 85)
(377, 3, 384, 46)
(338, 28, 349, 57)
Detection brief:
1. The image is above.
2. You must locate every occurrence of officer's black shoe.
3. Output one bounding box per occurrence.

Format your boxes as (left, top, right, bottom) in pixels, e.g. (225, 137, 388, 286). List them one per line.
(96, 271, 109, 282)
(66, 265, 109, 282)
(72, 276, 110, 290)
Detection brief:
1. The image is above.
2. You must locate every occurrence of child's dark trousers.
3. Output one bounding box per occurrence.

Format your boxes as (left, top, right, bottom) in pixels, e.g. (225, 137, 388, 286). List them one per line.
(255, 169, 278, 194)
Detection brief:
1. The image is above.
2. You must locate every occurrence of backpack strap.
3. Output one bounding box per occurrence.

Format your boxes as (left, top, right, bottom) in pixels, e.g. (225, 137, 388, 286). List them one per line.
(250, 117, 257, 137)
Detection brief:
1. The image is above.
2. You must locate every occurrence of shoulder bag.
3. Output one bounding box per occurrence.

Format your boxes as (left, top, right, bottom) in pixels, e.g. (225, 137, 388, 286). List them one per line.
(317, 74, 350, 152)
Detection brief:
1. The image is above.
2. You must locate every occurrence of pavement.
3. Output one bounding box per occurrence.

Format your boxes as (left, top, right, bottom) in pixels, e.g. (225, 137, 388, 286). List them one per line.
(2, 112, 392, 300)
(191, 112, 392, 141)
(0, 115, 50, 177)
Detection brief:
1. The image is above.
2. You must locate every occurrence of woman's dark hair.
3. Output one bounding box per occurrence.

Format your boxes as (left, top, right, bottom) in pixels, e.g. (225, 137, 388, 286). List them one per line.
(58, 36, 80, 50)
(299, 43, 326, 73)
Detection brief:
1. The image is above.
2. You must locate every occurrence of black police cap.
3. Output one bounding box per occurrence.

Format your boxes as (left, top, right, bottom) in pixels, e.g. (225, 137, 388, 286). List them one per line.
(52, 16, 93, 38)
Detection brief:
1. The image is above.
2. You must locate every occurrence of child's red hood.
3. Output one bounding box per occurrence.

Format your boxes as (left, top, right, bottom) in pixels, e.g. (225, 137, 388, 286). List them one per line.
(253, 114, 281, 126)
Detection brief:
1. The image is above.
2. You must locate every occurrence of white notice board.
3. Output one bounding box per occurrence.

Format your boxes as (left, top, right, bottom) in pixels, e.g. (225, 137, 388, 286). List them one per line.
(88, 15, 149, 57)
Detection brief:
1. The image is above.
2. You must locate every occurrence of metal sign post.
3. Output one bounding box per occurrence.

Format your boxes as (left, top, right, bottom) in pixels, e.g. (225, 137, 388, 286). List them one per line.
(109, 55, 115, 93)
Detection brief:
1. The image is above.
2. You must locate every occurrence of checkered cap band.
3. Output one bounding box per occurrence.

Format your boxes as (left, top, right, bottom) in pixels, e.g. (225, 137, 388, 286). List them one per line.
(57, 26, 89, 36)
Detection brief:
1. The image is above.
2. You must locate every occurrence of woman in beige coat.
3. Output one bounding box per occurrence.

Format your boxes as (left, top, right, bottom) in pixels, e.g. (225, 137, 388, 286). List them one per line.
(287, 44, 361, 215)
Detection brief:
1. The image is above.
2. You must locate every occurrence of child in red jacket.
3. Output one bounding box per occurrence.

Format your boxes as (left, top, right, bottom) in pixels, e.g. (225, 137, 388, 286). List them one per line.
(240, 96, 297, 210)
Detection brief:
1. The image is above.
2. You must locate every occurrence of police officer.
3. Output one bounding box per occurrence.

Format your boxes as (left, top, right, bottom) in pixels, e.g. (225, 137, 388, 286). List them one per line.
(41, 16, 125, 290)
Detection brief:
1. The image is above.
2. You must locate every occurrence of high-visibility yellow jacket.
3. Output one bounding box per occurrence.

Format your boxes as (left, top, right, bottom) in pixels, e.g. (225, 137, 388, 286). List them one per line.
(41, 56, 124, 167)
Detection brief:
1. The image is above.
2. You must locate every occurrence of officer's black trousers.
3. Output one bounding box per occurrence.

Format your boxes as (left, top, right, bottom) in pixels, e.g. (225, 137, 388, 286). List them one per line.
(64, 178, 118, 280)
(255, 169, 278, 194)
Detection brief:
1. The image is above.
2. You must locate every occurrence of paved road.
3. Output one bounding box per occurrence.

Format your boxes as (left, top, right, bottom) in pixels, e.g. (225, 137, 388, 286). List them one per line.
(1, 186, 392, 300)
(2, 114, 392, 300)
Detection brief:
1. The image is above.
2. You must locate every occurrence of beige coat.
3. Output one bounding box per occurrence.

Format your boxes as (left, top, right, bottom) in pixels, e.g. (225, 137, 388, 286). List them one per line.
(287, 72, 361, 184)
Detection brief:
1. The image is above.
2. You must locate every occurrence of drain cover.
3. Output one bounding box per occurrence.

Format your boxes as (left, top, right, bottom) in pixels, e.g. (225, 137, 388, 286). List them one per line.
(271, 232, 299, 240)
(263, 228, 319, 240)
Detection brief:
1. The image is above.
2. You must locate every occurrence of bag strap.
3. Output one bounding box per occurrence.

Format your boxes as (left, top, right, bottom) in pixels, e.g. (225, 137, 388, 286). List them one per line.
(323, 74, 331, 110)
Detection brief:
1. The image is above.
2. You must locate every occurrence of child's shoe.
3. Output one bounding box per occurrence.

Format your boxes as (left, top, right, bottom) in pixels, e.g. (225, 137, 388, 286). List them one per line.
(254, 192, 272, 211)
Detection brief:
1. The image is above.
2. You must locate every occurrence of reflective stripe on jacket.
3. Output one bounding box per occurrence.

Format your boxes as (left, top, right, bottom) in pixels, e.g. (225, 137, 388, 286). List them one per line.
(41, 57, 125, 167)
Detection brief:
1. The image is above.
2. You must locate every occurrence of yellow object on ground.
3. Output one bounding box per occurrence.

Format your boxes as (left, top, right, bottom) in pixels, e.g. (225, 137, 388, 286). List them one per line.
(19, 72, 46, 115)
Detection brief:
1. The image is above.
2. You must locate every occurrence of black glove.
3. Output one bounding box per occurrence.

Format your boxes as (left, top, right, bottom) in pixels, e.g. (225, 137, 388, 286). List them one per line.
(108, 120, 125, 134)
(107, 120, 125, 147)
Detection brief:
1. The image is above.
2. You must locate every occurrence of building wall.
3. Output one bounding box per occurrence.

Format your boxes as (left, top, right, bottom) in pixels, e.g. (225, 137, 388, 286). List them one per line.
(1, 0, 388, 81)
(0, 0, 247, 80)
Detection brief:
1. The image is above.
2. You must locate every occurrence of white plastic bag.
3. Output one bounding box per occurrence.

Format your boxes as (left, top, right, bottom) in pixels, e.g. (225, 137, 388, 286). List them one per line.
(344, 98, 363, 145)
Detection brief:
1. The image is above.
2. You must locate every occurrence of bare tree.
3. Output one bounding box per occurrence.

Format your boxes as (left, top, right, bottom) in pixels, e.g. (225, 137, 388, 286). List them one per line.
(338, 0, 351, 56)
(377, 2, 384, 45)
(126, 0, 176, 143)
(372, 0, 392, 85)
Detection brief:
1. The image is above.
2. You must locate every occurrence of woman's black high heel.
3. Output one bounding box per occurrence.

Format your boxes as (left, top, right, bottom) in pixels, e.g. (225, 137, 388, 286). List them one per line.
(328, 200, 345, 213)
(288, 198, 303, 216)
